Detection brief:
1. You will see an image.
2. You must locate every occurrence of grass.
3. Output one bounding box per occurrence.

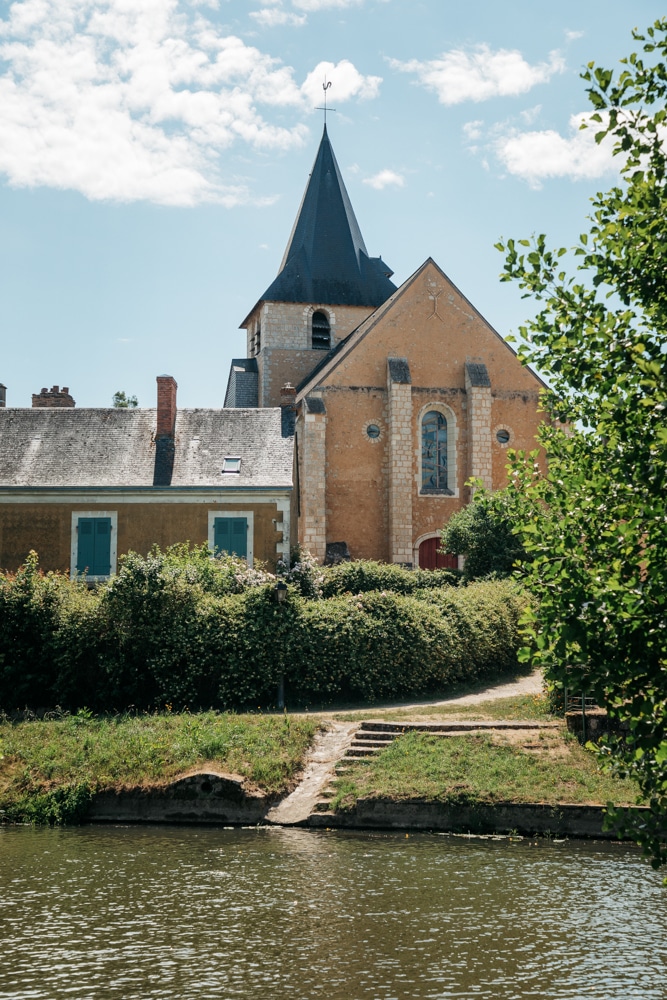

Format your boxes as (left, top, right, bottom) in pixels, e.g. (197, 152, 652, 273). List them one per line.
(329, 730, 640, 812)
(333, 691, 553, 723)
(0, 711, 320, 824)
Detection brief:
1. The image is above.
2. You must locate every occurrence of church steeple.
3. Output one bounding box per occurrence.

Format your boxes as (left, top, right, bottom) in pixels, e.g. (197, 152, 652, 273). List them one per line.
(261, 125, 396, 308)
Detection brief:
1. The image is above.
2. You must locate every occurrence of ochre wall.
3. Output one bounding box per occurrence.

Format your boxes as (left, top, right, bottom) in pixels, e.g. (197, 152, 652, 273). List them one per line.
(0, 501, 286, 574)
(303, 261, 546, 563)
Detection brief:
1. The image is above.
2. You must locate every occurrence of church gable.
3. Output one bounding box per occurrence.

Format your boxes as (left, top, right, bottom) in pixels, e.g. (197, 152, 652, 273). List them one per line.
(293, 258, 546, 566)
(298, 258, 543, 398)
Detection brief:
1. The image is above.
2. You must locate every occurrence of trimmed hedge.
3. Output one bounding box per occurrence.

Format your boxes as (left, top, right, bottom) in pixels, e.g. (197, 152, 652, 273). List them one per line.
(319, 559, 461, 597)
(0, 550, 528, 712)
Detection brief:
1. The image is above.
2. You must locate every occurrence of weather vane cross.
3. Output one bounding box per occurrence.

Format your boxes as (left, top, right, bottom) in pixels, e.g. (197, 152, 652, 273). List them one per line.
(315, 78, 336, 125)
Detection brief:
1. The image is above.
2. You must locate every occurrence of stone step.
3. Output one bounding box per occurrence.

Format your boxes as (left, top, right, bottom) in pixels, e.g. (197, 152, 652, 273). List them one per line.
(358, 719, 558, 733)
(352, 730, 396, 743)
(350, 738, 397, 749)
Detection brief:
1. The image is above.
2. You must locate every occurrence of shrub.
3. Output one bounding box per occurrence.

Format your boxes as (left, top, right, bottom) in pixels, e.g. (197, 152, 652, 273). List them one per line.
(0, 552, 526, 712)
(320, 559, 460, 598)
(0, 552, 101, 709)
(440, 485, 534, 582)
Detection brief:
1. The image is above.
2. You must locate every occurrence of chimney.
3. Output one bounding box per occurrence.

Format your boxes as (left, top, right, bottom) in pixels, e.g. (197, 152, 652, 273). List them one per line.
(32, 385, 75, 408)
(0, 384, 6, 408)
(156, 375, 178, 437)
(280, 382, 297, 409)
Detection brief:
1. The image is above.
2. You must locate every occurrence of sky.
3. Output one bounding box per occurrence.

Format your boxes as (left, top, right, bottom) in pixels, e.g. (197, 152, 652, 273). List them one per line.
(0, 0, 664, 408)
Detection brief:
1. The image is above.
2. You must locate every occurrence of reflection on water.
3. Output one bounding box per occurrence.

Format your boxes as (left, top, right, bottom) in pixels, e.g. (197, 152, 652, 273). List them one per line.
(0, 825, 665, 999)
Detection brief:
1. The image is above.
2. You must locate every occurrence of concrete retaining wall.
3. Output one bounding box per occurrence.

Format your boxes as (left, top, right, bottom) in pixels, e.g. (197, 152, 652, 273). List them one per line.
(308, 798, 638, 839)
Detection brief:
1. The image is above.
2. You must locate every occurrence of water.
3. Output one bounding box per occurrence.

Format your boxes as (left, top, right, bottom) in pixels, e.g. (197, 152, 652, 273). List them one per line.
(0, 825, 665, 1000)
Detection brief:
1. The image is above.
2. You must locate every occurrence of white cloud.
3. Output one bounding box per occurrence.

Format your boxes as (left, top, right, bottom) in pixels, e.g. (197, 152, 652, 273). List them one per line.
(0, 0, 377, 206)
(292, 0, 362, 10)
(390, 44, 565, 105)
(463, 120, 484, 142)
(492, 112, 617, 187)
(250, 8, 307, 27)
(565, 29, 584, 41)
(301, 59, 381, 107)
(363, 168, 404, 190)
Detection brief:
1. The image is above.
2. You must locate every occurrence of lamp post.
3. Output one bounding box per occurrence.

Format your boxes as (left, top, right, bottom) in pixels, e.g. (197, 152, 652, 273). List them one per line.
(274, 581, 288, 710)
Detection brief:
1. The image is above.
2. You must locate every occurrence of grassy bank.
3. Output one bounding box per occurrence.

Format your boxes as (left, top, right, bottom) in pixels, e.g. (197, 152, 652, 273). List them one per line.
(0, 712, 320, 824)
(329, 726, 640, 812)
(329, 690, 640, 813)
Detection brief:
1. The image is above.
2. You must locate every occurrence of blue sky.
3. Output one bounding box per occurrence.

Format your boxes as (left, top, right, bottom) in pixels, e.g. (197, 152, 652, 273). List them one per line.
(0, 0, 663, 408)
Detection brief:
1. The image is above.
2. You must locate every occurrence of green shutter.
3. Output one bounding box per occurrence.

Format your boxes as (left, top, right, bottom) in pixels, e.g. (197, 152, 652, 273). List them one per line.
(214, 517, 248, 559)
(76, 517, 112, 576)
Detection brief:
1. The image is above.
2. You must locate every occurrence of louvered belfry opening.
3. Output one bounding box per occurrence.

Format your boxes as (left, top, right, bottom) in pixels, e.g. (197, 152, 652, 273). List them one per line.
(312, 311, 331, 350)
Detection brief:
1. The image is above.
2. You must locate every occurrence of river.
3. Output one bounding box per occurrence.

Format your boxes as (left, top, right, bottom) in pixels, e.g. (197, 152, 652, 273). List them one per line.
(0, 825, 665, 999)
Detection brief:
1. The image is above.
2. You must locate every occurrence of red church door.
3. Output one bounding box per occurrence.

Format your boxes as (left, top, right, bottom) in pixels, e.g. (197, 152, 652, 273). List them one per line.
(418, 537, 458, 570)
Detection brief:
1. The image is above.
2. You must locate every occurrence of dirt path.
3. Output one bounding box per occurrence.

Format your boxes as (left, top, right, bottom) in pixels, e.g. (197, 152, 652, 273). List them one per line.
(303, 670, 543, 719)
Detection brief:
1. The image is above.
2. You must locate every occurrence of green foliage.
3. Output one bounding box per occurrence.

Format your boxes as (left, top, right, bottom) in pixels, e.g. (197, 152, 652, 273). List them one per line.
(320, 559, 460, 597)
(112, 390, 138, 408)
(4, 783, 94, 825)
(497, 21, 667, 867)
(0, 552, 102, 708)
(0, 552, 526, 713)
(440, 483, 536, 581)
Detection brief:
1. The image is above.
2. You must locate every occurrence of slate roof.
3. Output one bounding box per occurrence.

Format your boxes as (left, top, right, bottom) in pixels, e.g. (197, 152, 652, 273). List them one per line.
(465, 362, 492, 388)
(224, 358, 259, 408)
(255, 126, 397, 311)
(0, 408, 293, 489)
(387, 358, 411, 384)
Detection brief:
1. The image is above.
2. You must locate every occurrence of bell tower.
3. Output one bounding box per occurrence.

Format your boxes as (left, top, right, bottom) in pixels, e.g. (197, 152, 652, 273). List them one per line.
(226, 126, 397, 408)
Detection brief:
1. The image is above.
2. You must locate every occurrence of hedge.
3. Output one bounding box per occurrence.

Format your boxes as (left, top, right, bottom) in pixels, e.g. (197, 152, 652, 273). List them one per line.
(0, 550, 529, 712)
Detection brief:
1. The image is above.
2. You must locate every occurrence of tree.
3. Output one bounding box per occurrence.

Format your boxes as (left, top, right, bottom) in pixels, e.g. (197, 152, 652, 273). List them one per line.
(498, 20, 667, 868)
(440, 482, 536, 582)
(113, 390, 138, 408)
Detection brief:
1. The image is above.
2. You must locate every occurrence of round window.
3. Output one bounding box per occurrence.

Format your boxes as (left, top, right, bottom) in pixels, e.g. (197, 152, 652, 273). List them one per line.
(366, 424, 381, 439)
(496, 429, 511, 445)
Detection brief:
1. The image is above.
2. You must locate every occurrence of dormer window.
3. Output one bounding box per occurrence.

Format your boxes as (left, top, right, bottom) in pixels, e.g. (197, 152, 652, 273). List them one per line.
(312, 311, 331, 350)
(222, 456, 241, 473)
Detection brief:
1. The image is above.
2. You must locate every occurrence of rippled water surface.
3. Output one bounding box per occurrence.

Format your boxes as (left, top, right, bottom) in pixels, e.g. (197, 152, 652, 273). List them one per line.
(0, 825, 665, 999)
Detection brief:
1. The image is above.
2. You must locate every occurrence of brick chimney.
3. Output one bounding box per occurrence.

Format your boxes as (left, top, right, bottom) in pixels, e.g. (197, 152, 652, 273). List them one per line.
(156, 375, 178, 438)
(32, 385, 75, 408)
(280, 382, 297, 409)
(0, 384, 6, 408)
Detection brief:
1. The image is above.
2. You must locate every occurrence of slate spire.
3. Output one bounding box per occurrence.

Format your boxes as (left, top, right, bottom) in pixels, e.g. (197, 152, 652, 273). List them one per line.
(261, 125, 397, 308)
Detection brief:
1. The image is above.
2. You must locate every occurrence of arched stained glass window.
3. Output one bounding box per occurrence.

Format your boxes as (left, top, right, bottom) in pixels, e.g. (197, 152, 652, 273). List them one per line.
(312, 311, 331, 350)
(421, 410, 448, 491)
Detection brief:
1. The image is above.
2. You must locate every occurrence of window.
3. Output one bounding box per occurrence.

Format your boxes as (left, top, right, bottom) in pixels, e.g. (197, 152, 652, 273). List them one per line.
(312, 311, 331, 350)
(213, 517, 247, 558)
(255, 322, 261, 355)
(222, 456, 241, 473)
(421, 410, 448, 492)
(71, 511, 117, 580)
(208, 510, 254, 565)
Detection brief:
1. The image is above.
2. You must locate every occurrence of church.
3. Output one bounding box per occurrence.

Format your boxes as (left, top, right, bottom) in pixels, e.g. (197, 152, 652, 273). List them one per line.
(225, 124, 545, 569)
(0, 126, 544, 578)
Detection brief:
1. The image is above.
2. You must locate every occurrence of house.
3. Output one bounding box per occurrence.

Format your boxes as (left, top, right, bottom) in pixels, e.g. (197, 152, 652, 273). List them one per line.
(225, 125, 546, 568)
(0, 376, 294, 578)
